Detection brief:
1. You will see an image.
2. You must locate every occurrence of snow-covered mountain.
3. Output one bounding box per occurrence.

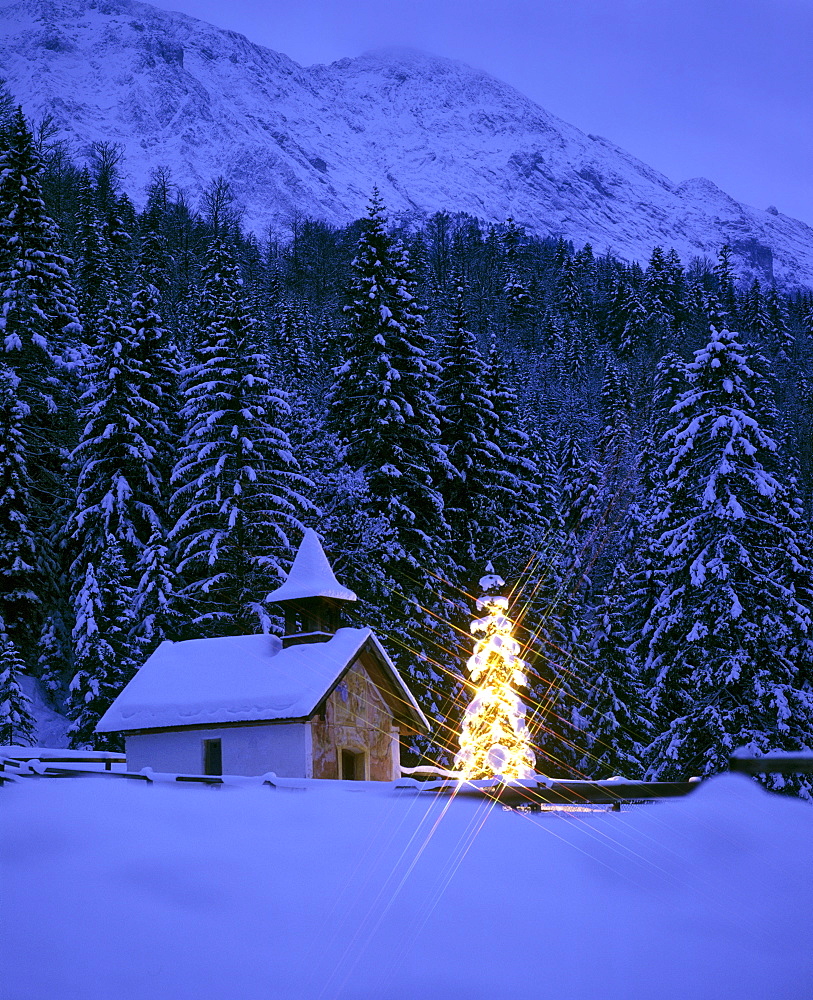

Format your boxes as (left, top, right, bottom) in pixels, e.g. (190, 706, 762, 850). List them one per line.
(2, 0, 813, 286)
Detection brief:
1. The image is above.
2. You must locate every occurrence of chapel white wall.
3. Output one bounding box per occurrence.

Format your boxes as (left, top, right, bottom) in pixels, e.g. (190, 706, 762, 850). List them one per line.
(126, 722, 312, 777)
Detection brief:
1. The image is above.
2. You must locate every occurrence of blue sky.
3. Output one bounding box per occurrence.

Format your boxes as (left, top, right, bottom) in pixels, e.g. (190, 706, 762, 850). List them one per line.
(150, 0, 813, 225)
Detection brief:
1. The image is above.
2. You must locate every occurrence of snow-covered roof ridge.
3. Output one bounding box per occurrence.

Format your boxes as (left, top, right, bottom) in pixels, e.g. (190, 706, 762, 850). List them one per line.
(267, 529, 357, 604)
(95, 627, 429, 733)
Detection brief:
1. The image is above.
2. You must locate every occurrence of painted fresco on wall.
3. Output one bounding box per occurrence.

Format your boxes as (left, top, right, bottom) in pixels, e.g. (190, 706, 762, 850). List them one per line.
(311, 656, 398, 780)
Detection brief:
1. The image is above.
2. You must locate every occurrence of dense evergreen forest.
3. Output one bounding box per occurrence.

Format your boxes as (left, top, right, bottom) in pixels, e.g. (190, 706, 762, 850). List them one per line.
(2, 100, 813, 793)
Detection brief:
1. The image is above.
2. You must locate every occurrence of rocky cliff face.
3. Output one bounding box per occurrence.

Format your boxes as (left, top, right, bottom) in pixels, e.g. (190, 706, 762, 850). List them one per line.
(2, 0, 812, 286)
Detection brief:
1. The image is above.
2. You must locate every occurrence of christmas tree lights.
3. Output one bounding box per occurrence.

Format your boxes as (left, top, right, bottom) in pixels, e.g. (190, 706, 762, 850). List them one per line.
(454, 566, 536, 780)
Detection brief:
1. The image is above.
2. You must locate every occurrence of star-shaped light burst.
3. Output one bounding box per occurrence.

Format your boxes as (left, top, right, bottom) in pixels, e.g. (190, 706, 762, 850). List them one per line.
(454, 565, 536, 781)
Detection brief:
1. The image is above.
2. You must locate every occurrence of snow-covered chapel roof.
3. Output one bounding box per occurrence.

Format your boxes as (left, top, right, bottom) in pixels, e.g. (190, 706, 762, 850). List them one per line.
(266, 529, 357, 604)
(95, 628, 429, 734)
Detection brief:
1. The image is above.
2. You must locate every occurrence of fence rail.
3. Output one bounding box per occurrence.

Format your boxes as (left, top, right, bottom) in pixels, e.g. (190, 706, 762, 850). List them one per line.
(728, 752, 813, 776)
(395, 777, 700, 808)
(2, 749, 811, 797)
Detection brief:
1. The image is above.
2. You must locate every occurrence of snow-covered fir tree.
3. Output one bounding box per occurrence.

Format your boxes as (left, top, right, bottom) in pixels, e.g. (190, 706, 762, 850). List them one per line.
(644, 246, 681, 350)
(556, 256, 587, 328)
(36, 610, 72, 701)
(0, 366, 38, 653)
(136, 194, 172, 293)
(171, 235, 311, 635)
(765, 286, 794, 359)
(714, 244, 737, 320)
(500, 222, 535, 347)
(481, 331, 544, 564)
(571, 366, 645, 778)
(559, 420, 601, 534)
(597, 358, 633, 471)
(271, 302, 311, 381)
(509, 413, 592, 778)
(66, 543, 135, 749)
(104, 192, 136, 289)
(132, 527, 184, 654)
(327, 192, 455, 759)
(64, 262, 174, 698)
(68, 280, 165, 581)
(438, 280, 503, 572)
(478, 339, 579, 771)
(616, 355, 687, 661)
(640, 327, 813, 793)
(74, 169, 115, 343)
(619, 420, 665, 666)
(652, 351, 688, 440)
(604, 276, 630, 354)
(0, 621, 36, 745)
(618, 284, 648, 358)
(742, 280, 771, 345)
(0, 109, 81, 647)
(0, 110, 80, 387)
(128, 266, 180, 508)
(328, 191, 450, 570)
(580, 574, 647, 779)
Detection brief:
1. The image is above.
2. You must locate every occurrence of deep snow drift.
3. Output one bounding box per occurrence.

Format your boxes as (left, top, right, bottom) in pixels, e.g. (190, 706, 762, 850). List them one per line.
(1, 773, 811, 999)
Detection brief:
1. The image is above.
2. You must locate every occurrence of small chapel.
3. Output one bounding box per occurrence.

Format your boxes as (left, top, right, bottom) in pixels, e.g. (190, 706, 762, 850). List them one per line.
(95, 530, 430, 779)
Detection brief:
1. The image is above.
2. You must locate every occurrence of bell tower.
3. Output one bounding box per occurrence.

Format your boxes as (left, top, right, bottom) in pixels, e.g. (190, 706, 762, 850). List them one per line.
(266, 529, 357, 647)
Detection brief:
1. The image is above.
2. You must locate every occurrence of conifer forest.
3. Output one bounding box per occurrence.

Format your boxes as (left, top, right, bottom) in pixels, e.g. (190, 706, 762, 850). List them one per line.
(2, 100, 813, 795)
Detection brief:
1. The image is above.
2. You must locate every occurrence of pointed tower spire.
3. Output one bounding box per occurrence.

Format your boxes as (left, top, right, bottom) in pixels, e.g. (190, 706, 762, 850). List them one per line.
(267, 530, 357, 646)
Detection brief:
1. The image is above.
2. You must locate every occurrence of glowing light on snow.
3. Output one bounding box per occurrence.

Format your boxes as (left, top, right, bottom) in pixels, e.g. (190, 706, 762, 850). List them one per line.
(454, 565, 536, 781)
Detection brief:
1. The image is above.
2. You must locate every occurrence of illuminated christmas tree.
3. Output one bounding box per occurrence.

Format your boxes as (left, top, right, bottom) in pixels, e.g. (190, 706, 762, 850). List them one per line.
(454, 566, 536, 780)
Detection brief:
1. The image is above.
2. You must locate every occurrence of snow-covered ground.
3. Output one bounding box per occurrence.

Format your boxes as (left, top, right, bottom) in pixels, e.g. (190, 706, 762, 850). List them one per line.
(1, 772, 811, 999)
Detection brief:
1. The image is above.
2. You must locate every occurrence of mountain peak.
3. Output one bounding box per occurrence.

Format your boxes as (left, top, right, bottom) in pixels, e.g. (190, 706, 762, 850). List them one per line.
(347, 45, 447, 65)
(1, 0, 811, 286)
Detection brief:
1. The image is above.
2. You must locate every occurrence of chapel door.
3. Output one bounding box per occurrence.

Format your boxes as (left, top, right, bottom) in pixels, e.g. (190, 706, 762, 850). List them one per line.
(340, 748, 364, 780)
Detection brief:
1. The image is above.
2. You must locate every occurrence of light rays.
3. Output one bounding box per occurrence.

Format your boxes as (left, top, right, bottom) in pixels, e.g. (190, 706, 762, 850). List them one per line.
(331, 433, 648, 794)
(453, 565, 536, 780)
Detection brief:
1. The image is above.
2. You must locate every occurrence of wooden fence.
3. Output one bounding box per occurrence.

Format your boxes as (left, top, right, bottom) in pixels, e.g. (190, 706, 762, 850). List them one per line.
(2, 749, 811, 802)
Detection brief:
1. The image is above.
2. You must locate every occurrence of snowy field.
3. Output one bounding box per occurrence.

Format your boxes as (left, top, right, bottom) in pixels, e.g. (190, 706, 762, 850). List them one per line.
(1, 773, 812, 1000)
